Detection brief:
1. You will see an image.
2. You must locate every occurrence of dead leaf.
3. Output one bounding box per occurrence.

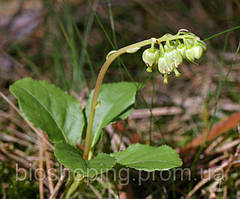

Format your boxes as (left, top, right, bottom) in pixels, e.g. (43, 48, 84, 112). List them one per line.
(182, 111, 240, 153)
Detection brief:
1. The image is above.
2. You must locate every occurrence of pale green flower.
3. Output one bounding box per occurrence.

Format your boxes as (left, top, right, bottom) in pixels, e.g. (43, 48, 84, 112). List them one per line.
(142, 48, 160, 68)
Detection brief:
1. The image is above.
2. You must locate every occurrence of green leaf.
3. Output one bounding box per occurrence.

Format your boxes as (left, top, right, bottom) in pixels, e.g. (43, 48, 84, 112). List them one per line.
(10, 78, 85, 146)
(54, 142, 116, 177)
(85, 82, 140, 148)
(111, 143, 182, 171)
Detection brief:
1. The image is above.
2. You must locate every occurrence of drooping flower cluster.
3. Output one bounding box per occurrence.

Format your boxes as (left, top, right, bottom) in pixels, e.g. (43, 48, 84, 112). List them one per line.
(142, 30, 207, 84)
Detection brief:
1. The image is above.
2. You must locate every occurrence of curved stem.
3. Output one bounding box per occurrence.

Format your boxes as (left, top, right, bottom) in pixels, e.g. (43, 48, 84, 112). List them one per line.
(83, 39, 151, 160)
(83, 34, 196, 160)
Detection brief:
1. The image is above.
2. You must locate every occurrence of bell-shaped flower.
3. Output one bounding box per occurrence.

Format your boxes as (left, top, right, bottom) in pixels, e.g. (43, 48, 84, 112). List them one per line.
(142, 47, 160, 68)
(164, 43, 183, 70)
(185, 40, 207, 62)
(192, 44, 204, 59)
(158, 55, 171, 74)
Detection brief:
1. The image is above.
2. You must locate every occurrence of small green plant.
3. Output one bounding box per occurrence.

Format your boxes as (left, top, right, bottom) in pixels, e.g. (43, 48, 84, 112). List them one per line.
(9, 29, 206, 198)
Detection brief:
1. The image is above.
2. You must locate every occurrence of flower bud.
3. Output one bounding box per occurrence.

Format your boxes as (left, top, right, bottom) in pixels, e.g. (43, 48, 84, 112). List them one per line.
(142, 48, 159, 68)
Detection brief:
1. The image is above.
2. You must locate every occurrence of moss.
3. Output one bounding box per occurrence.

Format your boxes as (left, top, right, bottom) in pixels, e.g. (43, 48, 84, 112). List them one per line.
(0, 163, 40, 199)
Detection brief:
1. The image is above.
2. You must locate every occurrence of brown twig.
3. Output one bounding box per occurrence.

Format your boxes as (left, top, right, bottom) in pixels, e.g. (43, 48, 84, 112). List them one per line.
(0, 143, 51, 187)
(88, 183, 103, 199)
(0, 131, 34, 148)
(0, 143, 30, 167)
(128, 107, 182, 119)
(0, 92, 54, 150)
(187, 154, 240, 198)
(0, 111, 31, 133)
(0, 152, 7, 162)
(186, 166, 224, 198)
(39, 137, 44, 199)
(43, 136, 54, 195)
(49, 168, 68, 199)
